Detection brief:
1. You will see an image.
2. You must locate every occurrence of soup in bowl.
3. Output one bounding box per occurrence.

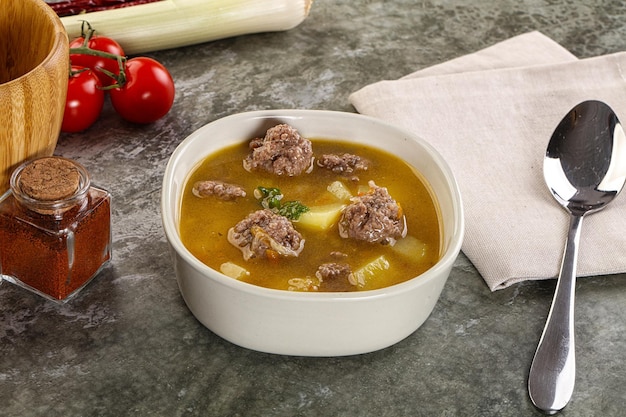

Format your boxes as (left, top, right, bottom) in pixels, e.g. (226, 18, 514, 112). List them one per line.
(161, 110, 464, 356)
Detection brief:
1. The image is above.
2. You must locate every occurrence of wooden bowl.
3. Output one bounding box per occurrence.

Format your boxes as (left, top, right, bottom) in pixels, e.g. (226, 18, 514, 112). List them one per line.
(0, 0, 69, 195)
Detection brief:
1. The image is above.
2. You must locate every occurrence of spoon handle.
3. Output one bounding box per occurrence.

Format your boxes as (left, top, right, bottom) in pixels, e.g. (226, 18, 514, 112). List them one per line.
(528, 213, 581, 414)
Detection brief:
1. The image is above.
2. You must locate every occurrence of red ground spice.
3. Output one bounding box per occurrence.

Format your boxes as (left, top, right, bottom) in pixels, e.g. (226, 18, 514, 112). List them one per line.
(0, 158, 111, 301)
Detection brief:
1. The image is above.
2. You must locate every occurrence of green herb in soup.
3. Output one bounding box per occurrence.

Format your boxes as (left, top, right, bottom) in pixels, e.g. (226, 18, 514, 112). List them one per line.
(255, 186, 310, 220)
(179, 124, 441, 291)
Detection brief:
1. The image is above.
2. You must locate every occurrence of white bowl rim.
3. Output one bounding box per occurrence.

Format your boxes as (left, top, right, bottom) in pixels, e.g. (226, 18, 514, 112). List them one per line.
(161, 109, 464, 302)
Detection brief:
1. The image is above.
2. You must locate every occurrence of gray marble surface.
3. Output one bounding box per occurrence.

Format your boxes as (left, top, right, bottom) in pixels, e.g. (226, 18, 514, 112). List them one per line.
(2, 0, 626, 416)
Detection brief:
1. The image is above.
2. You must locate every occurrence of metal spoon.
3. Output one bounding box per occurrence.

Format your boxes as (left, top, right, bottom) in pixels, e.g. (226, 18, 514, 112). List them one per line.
(528, 100, 626, 414)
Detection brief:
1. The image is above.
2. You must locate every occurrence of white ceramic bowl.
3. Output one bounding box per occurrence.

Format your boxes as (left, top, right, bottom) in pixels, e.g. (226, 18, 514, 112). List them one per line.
(161, 110, 464, 356)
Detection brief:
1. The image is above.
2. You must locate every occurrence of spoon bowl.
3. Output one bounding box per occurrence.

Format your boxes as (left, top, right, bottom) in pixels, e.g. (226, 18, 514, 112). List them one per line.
(528, 100, 626, 414)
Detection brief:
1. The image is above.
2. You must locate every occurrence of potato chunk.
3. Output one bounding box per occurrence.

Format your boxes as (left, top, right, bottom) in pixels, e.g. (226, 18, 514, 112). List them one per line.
(392, 235, 428, 260)
(297, 203, 345, 231)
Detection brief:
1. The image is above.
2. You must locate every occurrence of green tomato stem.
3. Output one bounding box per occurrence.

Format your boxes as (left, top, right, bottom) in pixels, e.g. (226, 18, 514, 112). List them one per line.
(69, 20, 128, 88)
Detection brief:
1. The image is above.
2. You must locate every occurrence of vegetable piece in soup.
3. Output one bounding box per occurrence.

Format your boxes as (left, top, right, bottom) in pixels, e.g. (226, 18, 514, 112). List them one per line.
(179, 125, 441, 291)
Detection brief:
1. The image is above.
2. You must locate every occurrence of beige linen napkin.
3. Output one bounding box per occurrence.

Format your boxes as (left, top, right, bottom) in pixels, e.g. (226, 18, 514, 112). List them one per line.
(349, 31, 626, 290)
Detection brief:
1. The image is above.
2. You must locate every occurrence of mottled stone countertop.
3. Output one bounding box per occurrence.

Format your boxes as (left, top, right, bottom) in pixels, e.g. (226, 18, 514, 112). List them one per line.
(2, 1, 626, 416)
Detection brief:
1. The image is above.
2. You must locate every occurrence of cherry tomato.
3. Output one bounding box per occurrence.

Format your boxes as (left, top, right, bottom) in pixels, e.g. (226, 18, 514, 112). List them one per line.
(69, 35, 125, 87)
(109, 57, 175, 124)
(61, 66, 105, 133)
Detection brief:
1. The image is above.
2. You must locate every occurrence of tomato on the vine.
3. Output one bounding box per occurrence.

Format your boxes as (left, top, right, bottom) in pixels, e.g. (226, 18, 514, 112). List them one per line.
(61, 66, 105, 133)
(69, 35, 125, 87)
(110, 57, 175, 124)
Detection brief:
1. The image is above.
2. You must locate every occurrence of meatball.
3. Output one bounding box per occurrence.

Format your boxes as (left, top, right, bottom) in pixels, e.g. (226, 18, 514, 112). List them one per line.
(192, 180, 246, 201)
(228, 209, 305, 260)
(315, 262, 356, 292)
(316, 153, 369, 174)
(243, 124, 314, 176)
(338, 181, 406, 245)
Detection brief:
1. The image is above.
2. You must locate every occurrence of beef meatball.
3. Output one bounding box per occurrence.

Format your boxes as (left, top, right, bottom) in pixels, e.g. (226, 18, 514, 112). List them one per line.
(316, 153, 369, 174)
(243, 124, 314, 176)
(228, 209, 305, 260)
(315, 262, 356, 292)
(192, 180, 246, 201)
(338, 181, 407, 245)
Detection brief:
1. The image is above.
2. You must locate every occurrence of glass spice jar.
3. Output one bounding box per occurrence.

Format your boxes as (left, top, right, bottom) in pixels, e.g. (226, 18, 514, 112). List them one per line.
(0, 156, 112, 302)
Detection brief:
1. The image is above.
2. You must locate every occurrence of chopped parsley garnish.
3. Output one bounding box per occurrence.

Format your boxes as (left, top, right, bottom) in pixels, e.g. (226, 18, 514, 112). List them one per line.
(256, 186, 309, 221)
(256, 186, 283, 209)
(277, 200, 309, 220)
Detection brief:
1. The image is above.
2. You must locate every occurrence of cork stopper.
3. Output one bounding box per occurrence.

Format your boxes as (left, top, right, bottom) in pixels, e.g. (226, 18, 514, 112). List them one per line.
(19, 157, 81, 201)
(10, 156, 90, 217)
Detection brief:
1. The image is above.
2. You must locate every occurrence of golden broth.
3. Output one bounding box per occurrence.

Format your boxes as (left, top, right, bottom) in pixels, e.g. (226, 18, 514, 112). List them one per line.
(179, 139, 441, 291)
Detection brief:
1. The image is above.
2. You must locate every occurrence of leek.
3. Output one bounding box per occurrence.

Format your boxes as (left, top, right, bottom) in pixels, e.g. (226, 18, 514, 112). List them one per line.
(61, 0, 314, 54)
(351, 255, 390, 289)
